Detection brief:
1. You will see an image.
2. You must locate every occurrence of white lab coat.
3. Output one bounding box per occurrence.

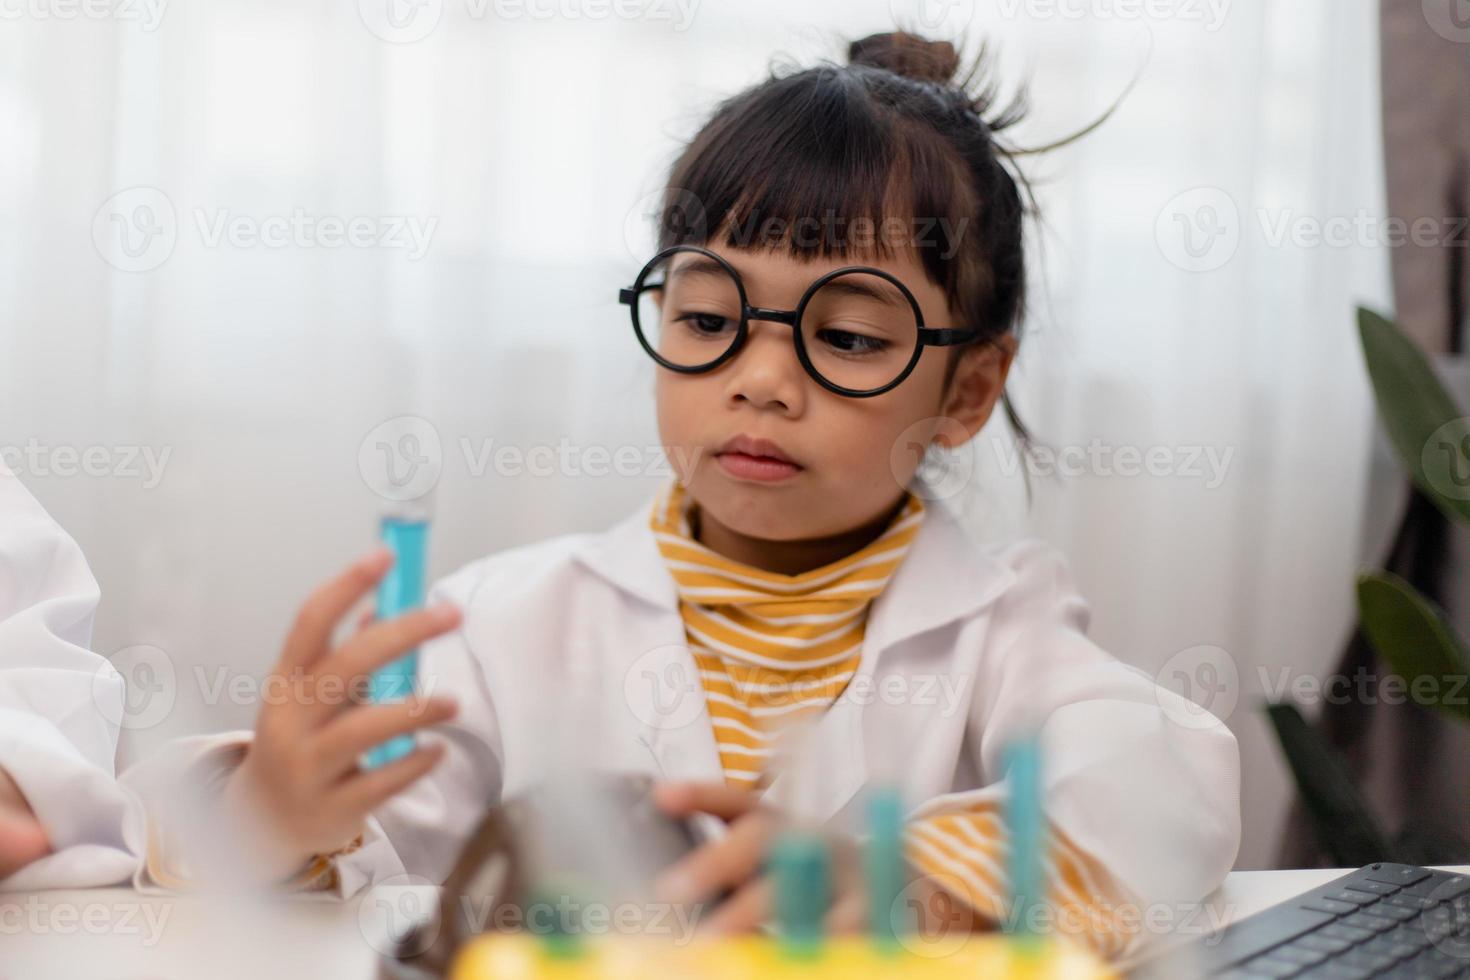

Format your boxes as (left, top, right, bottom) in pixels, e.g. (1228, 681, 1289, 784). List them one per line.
(0, 468, 141, 890)
(122, 482, 1241, 912)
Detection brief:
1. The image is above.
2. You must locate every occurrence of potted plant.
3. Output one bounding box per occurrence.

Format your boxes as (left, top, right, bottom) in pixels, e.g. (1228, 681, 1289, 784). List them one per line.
(1266, 307, 1470, 866)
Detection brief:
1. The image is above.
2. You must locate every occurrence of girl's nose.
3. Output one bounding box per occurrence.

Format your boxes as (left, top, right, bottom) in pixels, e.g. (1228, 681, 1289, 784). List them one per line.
(722, 319, 806, 415)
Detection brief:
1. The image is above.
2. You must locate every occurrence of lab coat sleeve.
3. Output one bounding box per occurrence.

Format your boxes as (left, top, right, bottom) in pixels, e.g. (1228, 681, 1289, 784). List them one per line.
(119, 729, 360, 894)
(0, 470, 142, 889)
(906, 539, 1241, 956)
(118, 558, 507, 898)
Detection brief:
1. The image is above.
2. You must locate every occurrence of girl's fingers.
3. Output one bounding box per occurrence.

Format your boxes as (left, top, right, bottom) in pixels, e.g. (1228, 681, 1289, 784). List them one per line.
(312, 697, 458, 777)
(301, 605, 461, 724)
(653, 781, 761, 822)
(697, 876, 773, 935)
(332, 742, 446, 816)
(655, 811, 772, 905)
(353, 607, 377, 634)
(278, 550, 394, 674)
(0, 810, 51, 878)
(826, 890, 868, 935)
(324, 605, 461, 690)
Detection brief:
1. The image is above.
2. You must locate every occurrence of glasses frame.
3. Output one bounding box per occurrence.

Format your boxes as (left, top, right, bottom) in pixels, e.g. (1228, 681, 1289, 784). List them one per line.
(618, 245, 980, 398)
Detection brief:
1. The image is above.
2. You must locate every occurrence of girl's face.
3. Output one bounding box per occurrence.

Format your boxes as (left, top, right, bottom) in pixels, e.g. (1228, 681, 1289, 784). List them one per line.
(655, 241, 1014, 546)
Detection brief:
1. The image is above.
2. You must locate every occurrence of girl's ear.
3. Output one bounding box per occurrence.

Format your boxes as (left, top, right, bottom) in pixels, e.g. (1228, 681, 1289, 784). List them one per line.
(935, 335, 1018, 447)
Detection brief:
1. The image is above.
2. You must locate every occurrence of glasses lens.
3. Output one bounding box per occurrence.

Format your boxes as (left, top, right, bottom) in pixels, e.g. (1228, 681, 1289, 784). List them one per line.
(800, 271, 919, 393)
(635, 250, 742, 370)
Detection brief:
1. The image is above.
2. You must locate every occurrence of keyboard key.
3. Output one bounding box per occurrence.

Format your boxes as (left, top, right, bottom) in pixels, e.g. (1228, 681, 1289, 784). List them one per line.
(1425, 918, 1459, 940)
(1290, 963, 1375, 979)
(1413, 948, 1470, 977)
(1303, 899, 1360, 916)
(1321, 923, 1376, 943)
(1240, 955, 1307, 977)
(1405, 872, 1464, 898)
(1338, 911, 1395, 934)
(1272, 945, 1330, 967)
(1396, 924, 1437, 949)
(1359, 934, 1422, 961)
(1295, 933, 1355, 955)
(1386, 894, 1440, 911)
(1343, 879, 1400, 896)
(1373, 963, 1433, 980)
(1365, 865, 1434, 888)
(1336, 949, 1396, 972)
(1431, 878, 1470, 903)
(1361, 903, 1420, 923)
(1323, 890, 1381, 907)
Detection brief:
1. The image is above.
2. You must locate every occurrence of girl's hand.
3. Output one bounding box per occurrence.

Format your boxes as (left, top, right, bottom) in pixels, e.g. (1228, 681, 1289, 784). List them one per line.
(651, 781, 867, 935)
(653, 781, 993, 943)
(220, 550, 460, 883)
(0, 767, 50, 878)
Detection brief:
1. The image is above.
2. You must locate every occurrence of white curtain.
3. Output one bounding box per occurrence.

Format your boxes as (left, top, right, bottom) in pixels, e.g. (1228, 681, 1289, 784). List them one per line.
(0, 0, 1389, 869)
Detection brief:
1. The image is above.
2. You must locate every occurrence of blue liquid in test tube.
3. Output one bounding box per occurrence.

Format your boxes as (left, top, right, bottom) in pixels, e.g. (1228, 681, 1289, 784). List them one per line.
(364, 510, 430, 769)
(1003, 732, 1044, 950)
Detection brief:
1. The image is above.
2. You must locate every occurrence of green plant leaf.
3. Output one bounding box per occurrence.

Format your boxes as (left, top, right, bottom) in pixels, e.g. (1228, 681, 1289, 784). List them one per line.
(1357, 306, 1470, 526)
(1356, 570, 1470, 724)
(1262, 701, 1397, 865)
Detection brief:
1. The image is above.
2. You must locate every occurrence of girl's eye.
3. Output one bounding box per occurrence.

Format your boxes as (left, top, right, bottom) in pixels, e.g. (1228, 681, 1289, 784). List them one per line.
(816, 327, 888, 355)
(676, 312, 736, 337)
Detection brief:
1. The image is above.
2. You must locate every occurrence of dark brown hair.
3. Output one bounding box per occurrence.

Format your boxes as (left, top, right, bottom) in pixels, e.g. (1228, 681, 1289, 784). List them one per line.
(653, 31, 1038, 440)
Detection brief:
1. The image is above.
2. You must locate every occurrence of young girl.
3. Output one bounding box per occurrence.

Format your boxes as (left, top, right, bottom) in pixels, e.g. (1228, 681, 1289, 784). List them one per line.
(144, 31, 1240, 959)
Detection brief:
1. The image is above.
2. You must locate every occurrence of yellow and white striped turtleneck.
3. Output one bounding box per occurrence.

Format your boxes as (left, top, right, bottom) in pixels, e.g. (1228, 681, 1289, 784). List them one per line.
(649, 479, 924, 789)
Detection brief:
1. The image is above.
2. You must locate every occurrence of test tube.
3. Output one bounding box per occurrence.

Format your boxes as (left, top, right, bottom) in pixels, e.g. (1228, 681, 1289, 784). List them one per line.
(771, 830, 830, 959)
(364, 504, 430, 769)
(1003, 730, 1045, 950)
(865, 786, 908, 950)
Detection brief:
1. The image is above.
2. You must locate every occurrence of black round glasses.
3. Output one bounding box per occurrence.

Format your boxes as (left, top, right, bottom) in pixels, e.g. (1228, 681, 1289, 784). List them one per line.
(618, 245, 979, 398)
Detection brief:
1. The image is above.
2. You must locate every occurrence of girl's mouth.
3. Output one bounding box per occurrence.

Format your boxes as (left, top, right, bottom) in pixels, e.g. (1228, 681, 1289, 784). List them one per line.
(715, 452, 802, 483)
(713, 435, 803, 483)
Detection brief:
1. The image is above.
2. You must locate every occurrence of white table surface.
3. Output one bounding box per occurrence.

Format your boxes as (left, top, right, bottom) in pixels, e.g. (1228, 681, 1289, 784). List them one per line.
(4, 867, 1468, 979)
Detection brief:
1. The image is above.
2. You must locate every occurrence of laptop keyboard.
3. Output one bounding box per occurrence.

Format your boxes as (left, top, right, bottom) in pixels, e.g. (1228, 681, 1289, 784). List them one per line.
(1202, 863, 1470, 979)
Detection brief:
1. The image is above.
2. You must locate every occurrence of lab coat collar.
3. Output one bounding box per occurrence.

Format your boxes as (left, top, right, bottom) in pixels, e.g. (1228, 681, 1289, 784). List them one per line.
(573, 480, 1017, 822)
(572, 479, 1017, 661)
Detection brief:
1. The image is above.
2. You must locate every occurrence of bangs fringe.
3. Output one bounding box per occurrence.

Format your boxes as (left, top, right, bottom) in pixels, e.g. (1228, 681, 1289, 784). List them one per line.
(661, 67, 978, 294)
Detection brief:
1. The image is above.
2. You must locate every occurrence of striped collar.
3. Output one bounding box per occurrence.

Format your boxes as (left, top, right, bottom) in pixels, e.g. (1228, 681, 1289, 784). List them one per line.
(572, 477, 1017, 655)
(647, 479, 925, 611)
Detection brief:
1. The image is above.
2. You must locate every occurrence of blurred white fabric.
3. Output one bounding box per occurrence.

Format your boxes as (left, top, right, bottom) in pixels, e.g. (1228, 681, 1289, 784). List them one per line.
(0, 0, 1389, 868)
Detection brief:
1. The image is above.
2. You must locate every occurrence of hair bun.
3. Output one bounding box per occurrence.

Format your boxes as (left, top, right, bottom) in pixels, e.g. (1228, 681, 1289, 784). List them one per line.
(848, 31, 961, 85)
